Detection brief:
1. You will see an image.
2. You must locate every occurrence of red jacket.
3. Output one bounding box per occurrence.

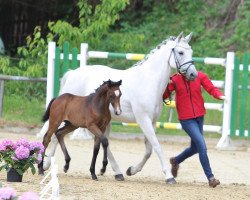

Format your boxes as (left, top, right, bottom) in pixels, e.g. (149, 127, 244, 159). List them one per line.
(163, 71, 224, 120)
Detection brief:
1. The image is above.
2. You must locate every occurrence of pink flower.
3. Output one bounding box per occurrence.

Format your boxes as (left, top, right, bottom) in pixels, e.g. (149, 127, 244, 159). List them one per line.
(29, 141, 44, 154)
(19, 192, 39, 200)
(0, 187, 16, 200)
(0, 143, 5, 151)
(16, 138, 30, 149)
(0, 139, 16, 151)
(14, 146, 30, 160)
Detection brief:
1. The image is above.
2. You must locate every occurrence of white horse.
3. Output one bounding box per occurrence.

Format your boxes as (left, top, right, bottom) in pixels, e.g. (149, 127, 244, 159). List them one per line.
(39, 32, 197, 184)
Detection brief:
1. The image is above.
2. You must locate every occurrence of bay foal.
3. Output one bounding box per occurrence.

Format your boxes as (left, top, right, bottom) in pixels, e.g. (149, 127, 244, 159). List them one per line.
(38, 80, 122, 180)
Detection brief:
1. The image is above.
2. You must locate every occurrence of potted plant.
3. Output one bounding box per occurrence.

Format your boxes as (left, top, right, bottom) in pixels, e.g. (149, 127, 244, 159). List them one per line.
(0, 138, 44, 182)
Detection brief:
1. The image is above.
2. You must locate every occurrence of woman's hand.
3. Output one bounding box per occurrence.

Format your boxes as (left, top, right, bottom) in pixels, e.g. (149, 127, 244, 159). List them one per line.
(219, 96, 227, 102)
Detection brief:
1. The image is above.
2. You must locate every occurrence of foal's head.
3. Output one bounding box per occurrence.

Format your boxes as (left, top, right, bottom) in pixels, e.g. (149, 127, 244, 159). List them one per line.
(102, 79, 122, 115)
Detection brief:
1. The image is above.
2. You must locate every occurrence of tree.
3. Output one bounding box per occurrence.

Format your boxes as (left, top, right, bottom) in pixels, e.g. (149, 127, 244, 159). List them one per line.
(1, 0, 129, 77)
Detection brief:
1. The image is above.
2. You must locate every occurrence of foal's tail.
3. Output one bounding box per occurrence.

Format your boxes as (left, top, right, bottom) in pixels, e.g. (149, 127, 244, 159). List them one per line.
(42, 98, 56, 122)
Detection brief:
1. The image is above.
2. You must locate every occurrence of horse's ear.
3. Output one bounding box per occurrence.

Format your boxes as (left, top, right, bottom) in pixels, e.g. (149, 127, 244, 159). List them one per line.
(176, 32, 183, 42)
(118, 80, 122, 86)
(107, 79, 112, 87)
(185, 32, 193, 43)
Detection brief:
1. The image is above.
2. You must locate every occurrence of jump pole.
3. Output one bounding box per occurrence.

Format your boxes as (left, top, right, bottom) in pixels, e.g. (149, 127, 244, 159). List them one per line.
(216, 52, 234, 149)
(46, 42, 56, 108)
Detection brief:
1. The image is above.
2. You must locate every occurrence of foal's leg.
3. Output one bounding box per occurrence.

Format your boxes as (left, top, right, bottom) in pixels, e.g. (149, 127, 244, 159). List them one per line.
(100, 135, 109, 175)
(55, 122, 77, 173)
(88, 125, 107, 180)
(90, 136, 101, 180)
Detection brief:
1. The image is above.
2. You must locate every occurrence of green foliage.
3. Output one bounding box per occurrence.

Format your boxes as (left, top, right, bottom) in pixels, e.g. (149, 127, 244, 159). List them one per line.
(47, 0, 129, 49)
(4, 81, 46, 100)
(16, 26, 50, 77)
(224, 1, 250, 53)
(0, 27, 48, 77)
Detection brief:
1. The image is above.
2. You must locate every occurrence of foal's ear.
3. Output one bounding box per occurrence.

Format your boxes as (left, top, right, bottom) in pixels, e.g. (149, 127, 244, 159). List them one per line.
(118, 80, 122, 86)
(107, 79, 112, 87)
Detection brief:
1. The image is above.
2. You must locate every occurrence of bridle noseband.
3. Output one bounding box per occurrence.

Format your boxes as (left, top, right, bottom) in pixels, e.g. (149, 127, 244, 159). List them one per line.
(169, 47, 194, 75)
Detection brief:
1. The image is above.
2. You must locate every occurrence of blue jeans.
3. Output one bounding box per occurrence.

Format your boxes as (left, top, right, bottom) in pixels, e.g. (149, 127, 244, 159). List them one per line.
(175, 116, 214, 180)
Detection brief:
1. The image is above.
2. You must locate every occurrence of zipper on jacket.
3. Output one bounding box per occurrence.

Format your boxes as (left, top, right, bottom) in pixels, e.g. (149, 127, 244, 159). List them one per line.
(183, 76, 189, 93)
(187, 81, 196, 117)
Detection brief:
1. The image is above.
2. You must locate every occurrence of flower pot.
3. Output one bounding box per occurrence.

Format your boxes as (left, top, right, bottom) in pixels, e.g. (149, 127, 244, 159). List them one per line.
(7, 168, 23, 182)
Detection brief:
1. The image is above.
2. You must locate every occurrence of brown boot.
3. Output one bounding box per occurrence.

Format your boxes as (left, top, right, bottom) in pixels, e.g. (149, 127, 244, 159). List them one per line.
(209, 177, 220, 188)
(170, 157, 179, 178)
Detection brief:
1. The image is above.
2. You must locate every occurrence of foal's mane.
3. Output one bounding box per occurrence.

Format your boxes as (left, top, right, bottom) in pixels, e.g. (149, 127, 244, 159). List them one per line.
(88, 80, 120, 97)
(86, 80, 120, 105)
(86, 85, 106, 104)
(133, 36, 176, 67)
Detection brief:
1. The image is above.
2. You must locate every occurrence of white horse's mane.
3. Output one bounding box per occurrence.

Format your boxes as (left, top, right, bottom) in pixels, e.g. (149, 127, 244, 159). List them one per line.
(133, 36, 176, 67)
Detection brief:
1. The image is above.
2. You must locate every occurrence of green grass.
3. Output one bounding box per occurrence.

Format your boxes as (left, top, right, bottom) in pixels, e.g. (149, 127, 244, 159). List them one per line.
(3, 95, 45, 125)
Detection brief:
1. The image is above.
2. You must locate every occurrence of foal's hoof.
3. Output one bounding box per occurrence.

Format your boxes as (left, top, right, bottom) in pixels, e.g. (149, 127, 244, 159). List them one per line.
(115, 174, 125, 181)
(126, 167, 132, 176)
(64, 165, 69, 173)
(166, 178, 177, 185)
(38, 172, 44, 176)
(38, 169, 44, 175)
(64, 166, 69, 173)
(100, 168, 106, 175)
(91, 174, 98, 181)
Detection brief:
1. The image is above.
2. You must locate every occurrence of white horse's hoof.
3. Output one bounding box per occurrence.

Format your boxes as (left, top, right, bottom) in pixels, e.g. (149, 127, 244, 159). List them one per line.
(115, 174, 124, 181)
(43, 160, 51, 171)
(166, 178, 177, 184)
(126, 166, 133, 176)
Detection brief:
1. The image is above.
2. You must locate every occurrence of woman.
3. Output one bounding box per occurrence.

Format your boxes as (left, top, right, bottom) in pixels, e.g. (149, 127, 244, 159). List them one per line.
(163, 71, 226, 188)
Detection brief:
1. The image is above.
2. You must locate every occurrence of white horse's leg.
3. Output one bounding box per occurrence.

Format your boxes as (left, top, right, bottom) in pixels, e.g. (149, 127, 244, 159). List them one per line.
(126, 136, 152, 176)
(127, 116, 176, 184)
(70, 128, 93, 140)
(104, 124, 124, 181)
(43, 134, 59, 170)
(126, 123, 156, 174)
(36, 120, 56, 170)
(42, 122, 65, 170)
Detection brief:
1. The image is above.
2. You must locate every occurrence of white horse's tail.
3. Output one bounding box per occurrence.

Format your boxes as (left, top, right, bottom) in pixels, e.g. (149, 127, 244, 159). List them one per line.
(36, 120, 49, 138)
(59, 70, 71, 95)
(37, 70, 72, 139)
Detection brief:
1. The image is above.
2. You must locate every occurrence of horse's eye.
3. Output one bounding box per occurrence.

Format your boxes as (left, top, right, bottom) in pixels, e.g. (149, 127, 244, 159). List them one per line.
(179, 51, 184, 56)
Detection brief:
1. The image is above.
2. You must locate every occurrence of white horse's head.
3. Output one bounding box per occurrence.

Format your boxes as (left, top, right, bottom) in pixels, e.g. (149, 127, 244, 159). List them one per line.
(167, 32, 197, 81)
